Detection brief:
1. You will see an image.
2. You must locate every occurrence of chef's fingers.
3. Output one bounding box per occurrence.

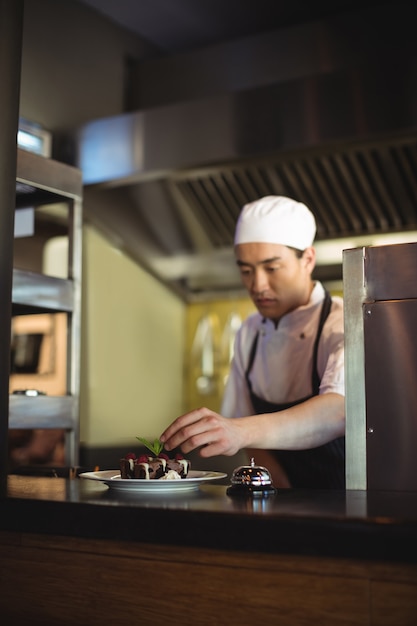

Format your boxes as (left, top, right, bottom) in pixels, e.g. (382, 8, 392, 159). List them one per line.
(160, 407, 218, 450)
(162, 410, 241, 456)
(197, 418, 244, 457)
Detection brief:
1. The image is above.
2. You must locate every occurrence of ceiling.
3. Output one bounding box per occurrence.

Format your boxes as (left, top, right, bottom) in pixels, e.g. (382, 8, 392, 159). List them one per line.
(77, 0, 390, 54)
(74, 0, 417, 301)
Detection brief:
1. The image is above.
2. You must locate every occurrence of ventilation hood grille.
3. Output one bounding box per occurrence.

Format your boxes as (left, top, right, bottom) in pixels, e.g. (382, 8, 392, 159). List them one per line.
(80, 132, 417, 301)
(169, 136, 417, 245)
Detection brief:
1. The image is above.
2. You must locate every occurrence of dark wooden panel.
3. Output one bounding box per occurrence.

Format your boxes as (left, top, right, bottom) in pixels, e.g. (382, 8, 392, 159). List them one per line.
(0, 534, 370, 626)
(371, 581, 417, 626)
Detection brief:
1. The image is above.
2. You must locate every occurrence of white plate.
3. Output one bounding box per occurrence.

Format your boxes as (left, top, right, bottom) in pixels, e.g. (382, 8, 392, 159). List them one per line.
(79, 469, 227, 493)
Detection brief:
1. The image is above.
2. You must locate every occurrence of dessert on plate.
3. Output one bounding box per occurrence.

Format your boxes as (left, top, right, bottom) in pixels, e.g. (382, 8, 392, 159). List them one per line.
(120, 437, 190, 480)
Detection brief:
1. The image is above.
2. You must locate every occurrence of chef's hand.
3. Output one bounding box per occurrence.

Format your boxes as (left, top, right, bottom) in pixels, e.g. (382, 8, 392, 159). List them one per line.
(160, 407, 244, 457)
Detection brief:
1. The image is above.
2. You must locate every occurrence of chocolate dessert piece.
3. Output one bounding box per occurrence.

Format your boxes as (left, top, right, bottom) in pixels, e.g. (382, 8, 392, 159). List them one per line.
(166, 457, 190, 477)
(119, 452, 190, 480)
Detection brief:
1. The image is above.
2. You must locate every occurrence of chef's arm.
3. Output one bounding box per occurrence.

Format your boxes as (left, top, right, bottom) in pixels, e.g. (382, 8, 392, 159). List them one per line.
(238, 392, 345, 451)
(161, 393, 345, 458)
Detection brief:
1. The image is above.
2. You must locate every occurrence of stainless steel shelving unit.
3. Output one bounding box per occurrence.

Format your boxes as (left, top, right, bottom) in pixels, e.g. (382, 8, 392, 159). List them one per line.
(344, 243, 417, 492)
(10, 148, 83, 465)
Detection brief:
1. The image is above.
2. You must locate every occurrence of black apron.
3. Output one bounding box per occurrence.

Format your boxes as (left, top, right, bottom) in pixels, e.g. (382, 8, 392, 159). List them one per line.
(245, 290, 345, 489)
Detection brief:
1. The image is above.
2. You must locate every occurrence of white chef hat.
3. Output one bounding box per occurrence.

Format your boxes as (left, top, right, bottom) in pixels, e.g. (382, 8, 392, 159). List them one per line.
(234, 195, 316, 250)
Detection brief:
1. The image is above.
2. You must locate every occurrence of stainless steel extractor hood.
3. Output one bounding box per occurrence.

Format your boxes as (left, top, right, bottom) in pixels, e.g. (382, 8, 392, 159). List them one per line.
(74, 3, 417, 302)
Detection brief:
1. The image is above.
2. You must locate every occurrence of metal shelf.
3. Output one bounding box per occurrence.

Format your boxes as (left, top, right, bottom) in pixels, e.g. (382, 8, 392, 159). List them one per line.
(10, 149, 83, 466)
(16, 147, 82, 204)
(9, 395, 76, 430)
(12, 269, 74, 313)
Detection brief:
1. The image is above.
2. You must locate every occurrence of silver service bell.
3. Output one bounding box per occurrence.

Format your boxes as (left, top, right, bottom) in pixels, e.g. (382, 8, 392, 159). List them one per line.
(226, 457, 277, 497)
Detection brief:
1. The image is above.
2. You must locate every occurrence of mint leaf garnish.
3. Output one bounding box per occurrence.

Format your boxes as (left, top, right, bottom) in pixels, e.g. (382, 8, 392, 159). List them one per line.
(136, 437, 164, 456)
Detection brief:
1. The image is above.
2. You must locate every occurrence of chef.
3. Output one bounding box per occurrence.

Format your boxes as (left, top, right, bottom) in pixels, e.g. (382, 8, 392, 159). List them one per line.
(161, 195, 345, 488)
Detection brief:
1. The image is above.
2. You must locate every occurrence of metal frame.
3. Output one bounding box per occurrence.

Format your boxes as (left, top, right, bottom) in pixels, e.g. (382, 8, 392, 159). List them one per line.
(11, 148, 83, 466)
(343, 247, 368, 490)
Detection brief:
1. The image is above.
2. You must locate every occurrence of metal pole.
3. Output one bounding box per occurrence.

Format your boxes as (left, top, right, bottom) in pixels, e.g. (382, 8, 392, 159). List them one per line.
(0, 0, 24, 495)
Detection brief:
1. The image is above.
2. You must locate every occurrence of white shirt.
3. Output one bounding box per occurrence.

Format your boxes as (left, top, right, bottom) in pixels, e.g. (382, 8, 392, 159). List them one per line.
(221, 282, 344, 418)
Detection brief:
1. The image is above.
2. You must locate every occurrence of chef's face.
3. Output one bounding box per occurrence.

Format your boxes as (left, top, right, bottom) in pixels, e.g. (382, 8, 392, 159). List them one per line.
(235, 242, 316, 321)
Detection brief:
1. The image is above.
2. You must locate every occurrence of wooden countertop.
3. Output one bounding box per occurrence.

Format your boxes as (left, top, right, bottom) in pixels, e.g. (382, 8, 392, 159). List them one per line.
(2, 475, 417, 563)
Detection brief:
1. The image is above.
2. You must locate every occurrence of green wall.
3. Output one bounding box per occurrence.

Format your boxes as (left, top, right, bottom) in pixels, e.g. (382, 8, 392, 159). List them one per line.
(80, 226, 185, 447)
